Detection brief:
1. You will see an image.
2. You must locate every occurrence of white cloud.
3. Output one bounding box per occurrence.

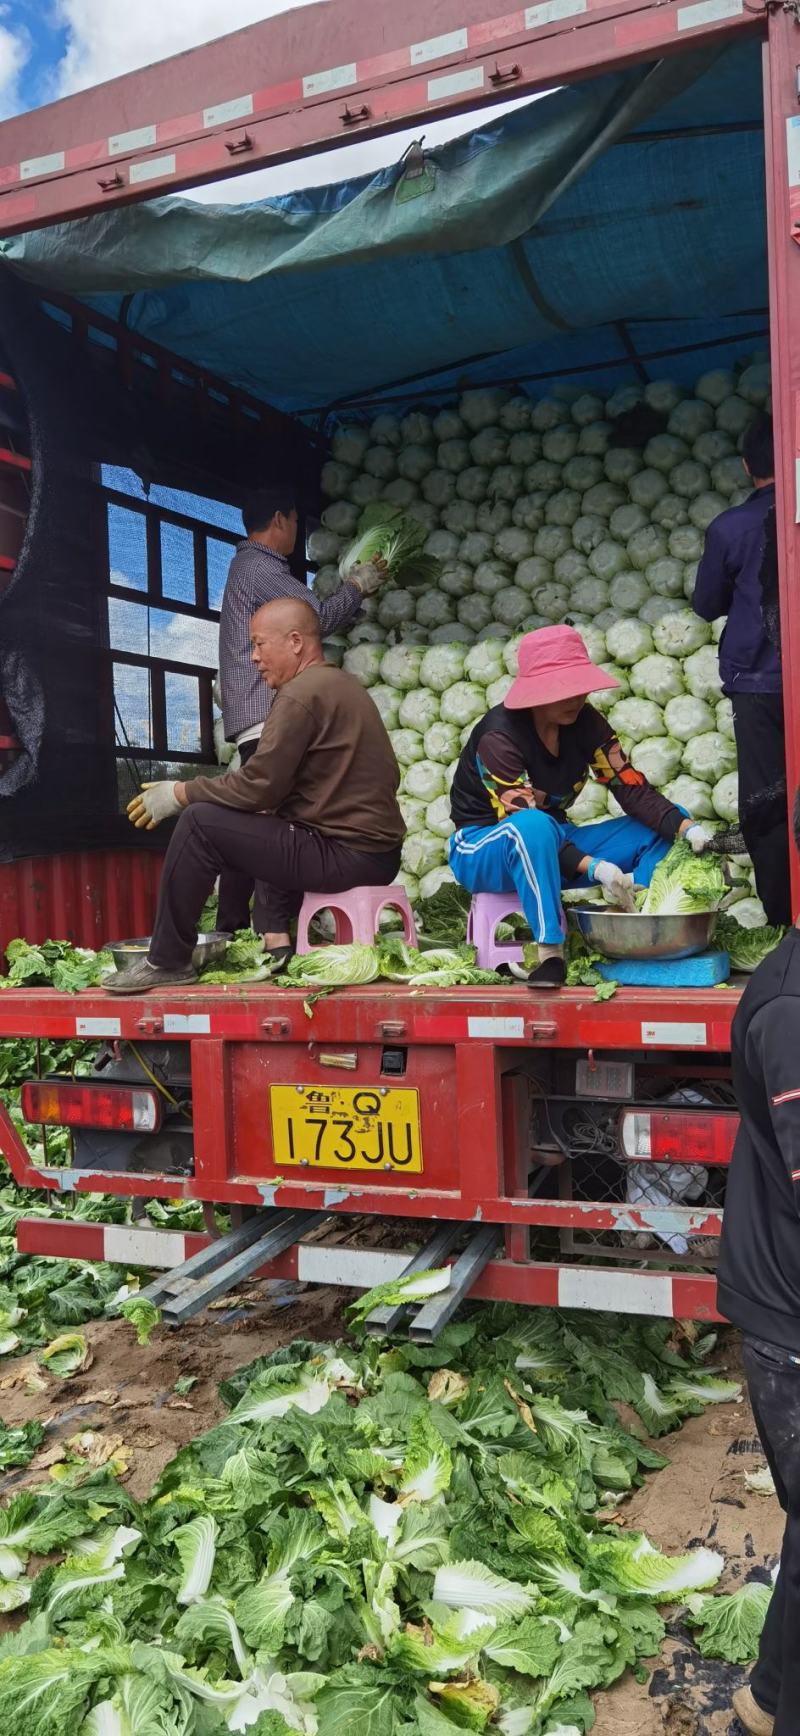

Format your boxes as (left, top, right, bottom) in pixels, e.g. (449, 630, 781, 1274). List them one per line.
(49, 0, 540, 203)
(54, 0, 315, 96)
(0, 13, 30, 120)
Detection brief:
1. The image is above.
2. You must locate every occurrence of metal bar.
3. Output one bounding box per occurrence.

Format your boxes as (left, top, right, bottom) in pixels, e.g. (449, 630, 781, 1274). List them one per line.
(502, 1071, 535, 1264)
(0, 0, 759, 233)
(160, 1207, 328, 1322)
(149, 666, 168, 761)
(138, 1206, 281, 1304)
(106, 587, 223, 627)
(313, 322, 771, 415)
(13, 1213, 723, 1319)
(109, 649, 219, 678)
(190, 1039, 235, 1192)
(363, 1219, 467, 1334)
(103, 488, 240, 543)
(764, 17, 800, 915)
(409, 1225, 503, 1341)
(47, 290, 291, 435)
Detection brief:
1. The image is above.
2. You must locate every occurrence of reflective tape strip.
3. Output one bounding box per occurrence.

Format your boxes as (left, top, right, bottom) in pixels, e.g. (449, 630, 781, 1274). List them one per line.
(558, 1265, 674, 1314)
(20, 151, 65, 180)
(525, 0, 586, 29)
(677, 0, 742, 27)
(427, 67, 485, 101)
(302, 64, 357, 98)
(467, 1016, 525, 1039)
(203, 95, 254, 128)
(129, 154, 177, 184)
(103, 1225, 187, 1268)
(163, 1013, 211, 1035)
(788, 117, 800, 189)
(75, 1016, 121, 1037)
(641, 1021, 708, 1047)
(297, 1245, 407, 1288)
(410, 29, 469, 63)
(109, 124, 157, 155)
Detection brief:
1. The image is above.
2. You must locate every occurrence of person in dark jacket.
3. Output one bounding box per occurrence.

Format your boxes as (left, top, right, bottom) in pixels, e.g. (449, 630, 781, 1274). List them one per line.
(448, 625, 712, 987)
(718, 790, 800, 1735)
(693, 415, 789, 925)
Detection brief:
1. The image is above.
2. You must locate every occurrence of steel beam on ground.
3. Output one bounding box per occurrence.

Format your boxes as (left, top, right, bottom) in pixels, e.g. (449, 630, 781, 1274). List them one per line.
(362, 1220, 467, 1335)
(410, 1225, 504, 1341)
(137, 1207, 284, 1305)
(159, 1209, 329, 1323)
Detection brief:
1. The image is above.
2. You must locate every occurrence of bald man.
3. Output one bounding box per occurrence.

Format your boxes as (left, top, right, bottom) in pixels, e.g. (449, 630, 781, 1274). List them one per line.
(113, 599, 405, 993)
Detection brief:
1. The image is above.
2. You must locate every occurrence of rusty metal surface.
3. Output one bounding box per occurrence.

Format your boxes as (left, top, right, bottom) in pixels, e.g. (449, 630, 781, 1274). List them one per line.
(0, 849, 163, 956)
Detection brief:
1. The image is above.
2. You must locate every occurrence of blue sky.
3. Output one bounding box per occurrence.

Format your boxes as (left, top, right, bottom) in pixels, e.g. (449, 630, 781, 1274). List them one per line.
(0, 2, 313, 121)
(0, 4, 66, 114)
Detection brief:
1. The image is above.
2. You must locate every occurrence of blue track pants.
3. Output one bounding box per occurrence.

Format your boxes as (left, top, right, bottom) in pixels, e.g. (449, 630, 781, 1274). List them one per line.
(449, 809, 674, 945)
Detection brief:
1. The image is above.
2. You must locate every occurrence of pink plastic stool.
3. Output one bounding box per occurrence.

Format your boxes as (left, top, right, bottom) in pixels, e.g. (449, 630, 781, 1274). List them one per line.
(296, 884, 418, 954)
(466, 893, 527, 971)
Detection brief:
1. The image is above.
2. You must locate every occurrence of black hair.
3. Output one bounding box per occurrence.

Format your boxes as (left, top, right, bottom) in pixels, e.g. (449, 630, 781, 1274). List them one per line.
(242, 486, 297, 535)
(608, 403, 669, 450)
(742, 414, 774, 481)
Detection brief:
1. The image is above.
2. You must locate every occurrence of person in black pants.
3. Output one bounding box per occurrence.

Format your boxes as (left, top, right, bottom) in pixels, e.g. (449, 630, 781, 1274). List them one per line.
(693, 414, 790, 926)
(113, 597, 404, 993)
(215, 488, 386, 941)
(717, 790, 800, 1733)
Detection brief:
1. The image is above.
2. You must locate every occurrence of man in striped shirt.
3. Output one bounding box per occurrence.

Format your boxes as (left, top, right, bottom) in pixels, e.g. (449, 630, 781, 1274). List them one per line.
(216, 485, 385, 945)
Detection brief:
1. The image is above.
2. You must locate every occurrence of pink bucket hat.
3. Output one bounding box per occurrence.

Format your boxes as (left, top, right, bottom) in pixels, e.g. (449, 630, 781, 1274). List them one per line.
(504, 624, 620, 710)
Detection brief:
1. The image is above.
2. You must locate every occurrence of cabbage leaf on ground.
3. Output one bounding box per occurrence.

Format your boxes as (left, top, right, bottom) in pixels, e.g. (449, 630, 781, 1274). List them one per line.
(0, 1306, 742, 1732)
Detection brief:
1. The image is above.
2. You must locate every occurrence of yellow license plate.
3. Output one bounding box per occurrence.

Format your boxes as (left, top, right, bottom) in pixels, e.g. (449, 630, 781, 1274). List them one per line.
(270, 1085, 422, 1173)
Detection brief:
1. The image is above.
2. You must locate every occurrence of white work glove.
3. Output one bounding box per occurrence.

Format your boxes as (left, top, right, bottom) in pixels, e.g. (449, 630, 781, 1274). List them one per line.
(591, 860, 635, 906)
(127, 781, 181, 831)
(349, 560, 387, 597)
(683, 822, 714, 855)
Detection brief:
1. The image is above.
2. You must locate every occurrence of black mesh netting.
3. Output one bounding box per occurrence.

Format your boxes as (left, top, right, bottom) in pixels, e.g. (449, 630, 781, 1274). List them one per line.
(0, 267, 316, 861)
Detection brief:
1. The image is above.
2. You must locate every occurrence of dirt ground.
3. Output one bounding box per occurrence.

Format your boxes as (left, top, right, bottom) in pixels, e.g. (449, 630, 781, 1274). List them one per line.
(0, 1284, 784, 1734)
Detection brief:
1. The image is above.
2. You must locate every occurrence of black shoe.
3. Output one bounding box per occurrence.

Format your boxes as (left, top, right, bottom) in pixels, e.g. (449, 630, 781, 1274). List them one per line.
(106, 959, 199, 995)
(526, 956, 566, 990)
(265, 944, 295, 973)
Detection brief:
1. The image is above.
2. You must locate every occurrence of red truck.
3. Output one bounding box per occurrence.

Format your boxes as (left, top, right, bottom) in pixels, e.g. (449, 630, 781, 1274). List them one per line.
(0, 0, 795, 1332)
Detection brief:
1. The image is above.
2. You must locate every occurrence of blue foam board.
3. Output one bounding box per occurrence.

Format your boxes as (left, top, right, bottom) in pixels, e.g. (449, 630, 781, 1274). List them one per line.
(594, 950, 730, 987)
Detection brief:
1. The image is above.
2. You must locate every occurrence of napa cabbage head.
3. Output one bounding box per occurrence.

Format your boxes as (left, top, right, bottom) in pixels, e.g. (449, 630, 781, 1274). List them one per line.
(640, 840, 726, 916)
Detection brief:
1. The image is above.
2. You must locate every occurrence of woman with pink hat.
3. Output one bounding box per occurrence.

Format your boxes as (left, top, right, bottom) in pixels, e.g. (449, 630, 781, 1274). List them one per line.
(449, 625, 713, 987)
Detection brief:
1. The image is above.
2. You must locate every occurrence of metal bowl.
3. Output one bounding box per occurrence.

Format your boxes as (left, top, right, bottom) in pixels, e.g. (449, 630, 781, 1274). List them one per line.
(570, 907, 716, 961)
(106, 933, 230, 974)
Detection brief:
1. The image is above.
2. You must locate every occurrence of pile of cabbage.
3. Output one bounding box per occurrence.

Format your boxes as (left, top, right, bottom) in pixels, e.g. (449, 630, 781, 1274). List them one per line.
(311, 358, 771, 922)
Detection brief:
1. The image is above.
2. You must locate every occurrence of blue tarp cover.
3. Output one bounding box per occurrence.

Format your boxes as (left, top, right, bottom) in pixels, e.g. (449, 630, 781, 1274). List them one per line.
(0, 40, 765, 414)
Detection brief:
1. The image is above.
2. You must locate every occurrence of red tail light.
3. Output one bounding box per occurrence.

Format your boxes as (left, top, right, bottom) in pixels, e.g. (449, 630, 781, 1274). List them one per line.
(619, 1108, 738, 1166)
(21, 1079, 162, 1133)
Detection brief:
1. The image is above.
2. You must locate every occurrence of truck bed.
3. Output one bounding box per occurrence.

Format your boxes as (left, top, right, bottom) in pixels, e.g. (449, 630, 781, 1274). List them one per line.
(1, 976, 737, 1324)
(0, 977, 743, 1047)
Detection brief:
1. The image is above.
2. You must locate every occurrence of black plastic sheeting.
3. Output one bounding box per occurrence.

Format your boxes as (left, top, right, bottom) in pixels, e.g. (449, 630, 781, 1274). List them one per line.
(0, 268, 316, 862)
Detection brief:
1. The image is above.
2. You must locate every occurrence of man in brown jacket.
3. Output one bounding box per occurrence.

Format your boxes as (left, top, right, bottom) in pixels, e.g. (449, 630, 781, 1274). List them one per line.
(111, 597, 405, 993)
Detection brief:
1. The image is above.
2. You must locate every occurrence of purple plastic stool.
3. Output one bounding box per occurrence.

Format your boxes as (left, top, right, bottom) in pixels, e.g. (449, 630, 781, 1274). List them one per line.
(466, 892, 527, 972)
(296, 884, 418, 955)
(467, 892, 569, 968)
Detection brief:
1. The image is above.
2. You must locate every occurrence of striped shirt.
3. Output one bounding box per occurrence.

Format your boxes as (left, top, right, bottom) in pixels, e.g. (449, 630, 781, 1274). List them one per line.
(218, 539, 363, 741)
